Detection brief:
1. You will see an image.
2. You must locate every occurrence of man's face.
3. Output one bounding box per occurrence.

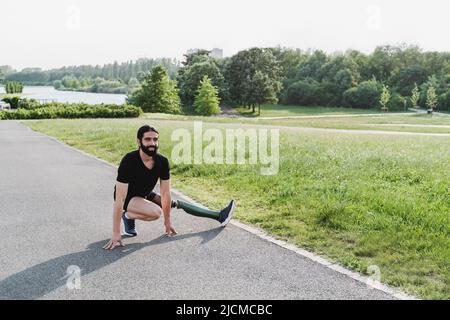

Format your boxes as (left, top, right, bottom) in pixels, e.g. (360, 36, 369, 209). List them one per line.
(139, 131, 159, 156)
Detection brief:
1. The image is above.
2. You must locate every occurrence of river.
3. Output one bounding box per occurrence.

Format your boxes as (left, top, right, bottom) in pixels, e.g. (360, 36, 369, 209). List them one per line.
(0, 86, 126, 105)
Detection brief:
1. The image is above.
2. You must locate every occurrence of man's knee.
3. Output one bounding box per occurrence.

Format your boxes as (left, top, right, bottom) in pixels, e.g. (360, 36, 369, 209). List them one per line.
(144, 207, 162, 221)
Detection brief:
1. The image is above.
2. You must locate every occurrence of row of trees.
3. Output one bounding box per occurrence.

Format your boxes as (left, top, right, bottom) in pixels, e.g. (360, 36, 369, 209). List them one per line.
(157, 45, 449, 114)
(1, 58, 180, 93)
(379, 83, 439, 113)
(3, 44, 450, 112)
(276, 45, 450, 111)
(53, 76, 140, 94)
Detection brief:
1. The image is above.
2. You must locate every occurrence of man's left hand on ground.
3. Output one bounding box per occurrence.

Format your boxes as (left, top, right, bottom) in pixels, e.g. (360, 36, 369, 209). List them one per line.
(164, 222, 177, 236)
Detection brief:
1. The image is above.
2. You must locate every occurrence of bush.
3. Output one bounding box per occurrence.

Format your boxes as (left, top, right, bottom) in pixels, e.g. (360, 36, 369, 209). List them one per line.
(17, 98, 41, 109)
(285, 80, 318, 105)
(315, 82, 342, 106)
(5, 81, 23, 94)
(284, 80, 344, 107)
(343, 80, 382, 109)
(0, 103, 142, 120)
(438, 90, 450, 112)
(53, 80, 63, 90)
(1, 96, 21, 108)
(388, 92, 406, 111)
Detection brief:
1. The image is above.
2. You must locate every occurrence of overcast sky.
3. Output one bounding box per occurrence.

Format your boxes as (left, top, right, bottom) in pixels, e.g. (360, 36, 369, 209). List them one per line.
(2, 0, 449, 70)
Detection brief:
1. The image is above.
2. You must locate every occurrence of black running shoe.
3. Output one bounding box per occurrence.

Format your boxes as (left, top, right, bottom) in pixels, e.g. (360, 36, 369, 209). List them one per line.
(122, 211, 137, 237)
(218, 200, 236, 227)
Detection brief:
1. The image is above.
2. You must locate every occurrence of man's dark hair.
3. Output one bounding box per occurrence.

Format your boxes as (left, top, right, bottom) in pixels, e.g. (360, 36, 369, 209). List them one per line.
(137, 125, 159, 140)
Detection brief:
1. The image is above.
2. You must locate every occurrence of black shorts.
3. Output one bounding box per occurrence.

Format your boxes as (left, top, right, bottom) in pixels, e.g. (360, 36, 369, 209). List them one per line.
(113, 188, 157, 211)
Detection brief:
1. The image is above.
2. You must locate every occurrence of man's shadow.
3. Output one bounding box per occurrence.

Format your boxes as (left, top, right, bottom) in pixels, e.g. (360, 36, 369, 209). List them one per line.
(0, 227, 224, 299)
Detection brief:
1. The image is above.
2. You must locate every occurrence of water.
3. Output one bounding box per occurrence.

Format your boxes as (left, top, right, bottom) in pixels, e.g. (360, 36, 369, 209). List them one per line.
(0, 86, 126, 105)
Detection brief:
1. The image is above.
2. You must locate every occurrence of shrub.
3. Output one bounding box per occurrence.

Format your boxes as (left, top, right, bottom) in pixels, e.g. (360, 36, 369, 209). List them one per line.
(388, 92, 406, 111)
(438, 90, 450, 112)
(17, 98, 41, 109)
(343, 80, 382, 109)
(315, 82, 342, 106)
(1, 96, 21, 108)
(285, 80, 318, 105)
(5, 81, 23, 94)
(0, 103, 142, 120)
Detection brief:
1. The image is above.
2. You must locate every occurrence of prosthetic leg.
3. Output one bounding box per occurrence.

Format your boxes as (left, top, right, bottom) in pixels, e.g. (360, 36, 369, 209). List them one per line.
(147, 192, 235, 226)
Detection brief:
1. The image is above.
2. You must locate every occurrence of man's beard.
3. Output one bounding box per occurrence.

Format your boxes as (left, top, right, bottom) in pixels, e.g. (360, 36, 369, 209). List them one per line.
(140, 143, 158, 158)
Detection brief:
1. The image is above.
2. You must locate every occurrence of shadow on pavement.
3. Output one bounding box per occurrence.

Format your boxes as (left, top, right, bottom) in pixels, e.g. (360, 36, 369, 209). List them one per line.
(0, 227, 224, 299)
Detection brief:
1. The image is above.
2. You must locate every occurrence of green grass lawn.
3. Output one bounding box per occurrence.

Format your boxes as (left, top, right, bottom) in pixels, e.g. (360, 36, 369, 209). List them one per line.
(21, 118, 450, 299)
(235, 104, 387, 117)
(253, 114, 450, 134)
(143, 112, 450, 134)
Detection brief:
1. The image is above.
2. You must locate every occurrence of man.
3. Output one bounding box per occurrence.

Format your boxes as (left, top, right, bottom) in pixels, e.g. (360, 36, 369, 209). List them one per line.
(103, 125, 235, 250)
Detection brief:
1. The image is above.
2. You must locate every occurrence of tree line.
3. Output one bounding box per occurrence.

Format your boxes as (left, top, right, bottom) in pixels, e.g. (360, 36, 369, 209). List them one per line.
(2, 44, 450, 113)
(129, 44, 450, 115)
(0, 58, 180, 94)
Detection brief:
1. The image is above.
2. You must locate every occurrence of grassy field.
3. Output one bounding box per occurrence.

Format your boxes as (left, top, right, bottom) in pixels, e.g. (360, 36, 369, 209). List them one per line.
(235, 104, 381, 117)
(253, 114, 450, 134)
(142, 112, 450, 134)
(233, 104, 450, 133)
(22, 117, 450, 299)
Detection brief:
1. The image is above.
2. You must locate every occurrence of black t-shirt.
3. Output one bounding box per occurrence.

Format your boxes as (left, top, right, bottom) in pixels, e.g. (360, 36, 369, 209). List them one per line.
(114, 150, 170, 208)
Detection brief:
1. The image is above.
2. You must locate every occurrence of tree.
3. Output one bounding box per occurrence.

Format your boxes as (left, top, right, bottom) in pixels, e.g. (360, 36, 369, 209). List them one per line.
(0, 65, 15, 77)
(334, 68, 356, 92)
(224, 47, 282, 108)
(62, 76, 78, 89)
(128, 77, 139, 87)
(379, 85, 391, 112)
(268, 47, 307, 80)
(193, 75, 221, 115)
(366, 45, 400, 82)
(426, 85, 438, 114)
(410, 83, 420, 108)
(244, 71, 278, 114)
(129, 65, 181, 114)
(177, 60, 224, 107)
(295, 50, 329, 80)
(390, 65, 428, 96)
(53, 80, 63, 89)
(182, 50, 211, 67)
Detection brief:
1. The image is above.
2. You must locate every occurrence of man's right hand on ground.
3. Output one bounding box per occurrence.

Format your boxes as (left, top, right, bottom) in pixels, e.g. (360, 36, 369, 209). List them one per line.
(103, 234, 124, 250)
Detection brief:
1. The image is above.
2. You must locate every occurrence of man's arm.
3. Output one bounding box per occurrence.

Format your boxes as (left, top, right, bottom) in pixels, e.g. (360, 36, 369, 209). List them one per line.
(103, 182, 128, 250)
(160, 179, 177, 236)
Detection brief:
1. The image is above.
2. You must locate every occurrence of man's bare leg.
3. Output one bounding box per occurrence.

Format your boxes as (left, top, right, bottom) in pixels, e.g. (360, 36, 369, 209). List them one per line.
(126, 197, 162, 221)
(120, 196, 162, 237)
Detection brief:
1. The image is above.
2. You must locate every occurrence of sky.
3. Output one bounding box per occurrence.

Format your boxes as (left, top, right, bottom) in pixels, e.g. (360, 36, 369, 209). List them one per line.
(1, 0, 449, 70)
